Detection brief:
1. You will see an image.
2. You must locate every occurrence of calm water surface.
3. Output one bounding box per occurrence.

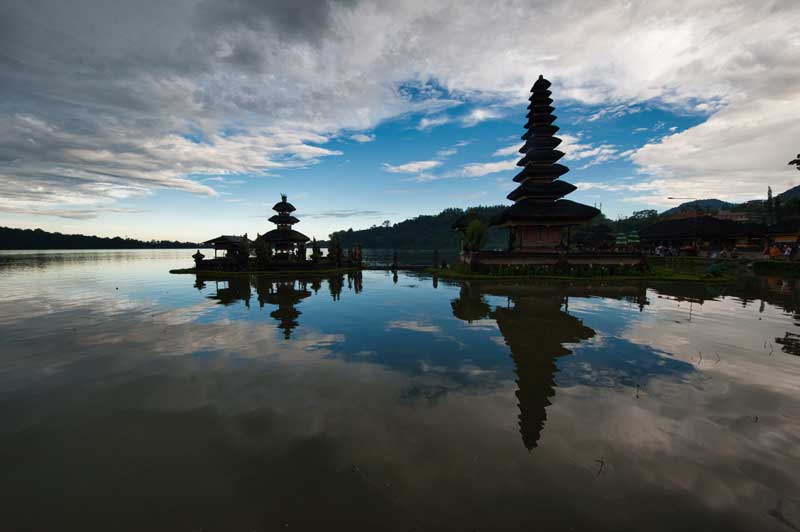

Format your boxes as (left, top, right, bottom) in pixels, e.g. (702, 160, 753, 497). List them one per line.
(1, 250, 799, 531)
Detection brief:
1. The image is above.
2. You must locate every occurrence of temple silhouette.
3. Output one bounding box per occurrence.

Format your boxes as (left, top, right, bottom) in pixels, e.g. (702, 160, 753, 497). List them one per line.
(189, 194, 361, 272)
(492, 75, 599, 250)
(454, 76, 642, 271)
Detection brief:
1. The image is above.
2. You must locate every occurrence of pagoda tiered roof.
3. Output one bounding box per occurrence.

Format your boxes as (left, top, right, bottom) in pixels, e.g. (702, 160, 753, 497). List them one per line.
(506, 180, 576, 202)
(261, 227, 310, 243)
(258, 194, 309, 245)
(268, 213, 300, 225)
(491, 75, 598, 227)
(492, 199, 601, 226)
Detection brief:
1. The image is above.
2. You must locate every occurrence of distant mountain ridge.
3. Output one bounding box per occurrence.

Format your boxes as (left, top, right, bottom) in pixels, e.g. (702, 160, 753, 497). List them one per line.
(663, 184, 800, 217)
(661, 199, 735, 217)
(778, 184, 800, 200)
(0, 227, 199, 250)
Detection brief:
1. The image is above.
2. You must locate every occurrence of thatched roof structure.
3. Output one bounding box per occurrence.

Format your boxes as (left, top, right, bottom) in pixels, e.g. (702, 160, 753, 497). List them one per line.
(491, 199, 600, 226)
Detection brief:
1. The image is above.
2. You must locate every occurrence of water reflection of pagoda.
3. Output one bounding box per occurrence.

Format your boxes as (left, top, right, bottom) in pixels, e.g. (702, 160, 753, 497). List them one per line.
(494, 294, 594, 450)
(450, 284, 595, 450)
(195, 273, 360, 340)
(255, 279, 312, 339)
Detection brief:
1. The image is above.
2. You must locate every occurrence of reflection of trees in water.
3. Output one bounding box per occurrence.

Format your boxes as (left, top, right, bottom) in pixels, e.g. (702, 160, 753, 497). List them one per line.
(195, 273, 361, 339)
(450, 283, 597, 450)
(450, 284, 491, 323)
(654, 276, 800, 358)
(775, 332, 800, 356)
(329, 274, 344, 301)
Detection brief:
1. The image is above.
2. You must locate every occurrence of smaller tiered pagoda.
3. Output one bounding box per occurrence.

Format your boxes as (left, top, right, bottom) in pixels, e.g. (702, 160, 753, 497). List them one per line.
(256, 194, 310, 260)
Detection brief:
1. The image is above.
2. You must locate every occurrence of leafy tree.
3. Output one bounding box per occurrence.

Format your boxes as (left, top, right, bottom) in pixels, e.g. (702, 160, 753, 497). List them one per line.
(631, 209, 658, 220)
(464, 220, 488, 252)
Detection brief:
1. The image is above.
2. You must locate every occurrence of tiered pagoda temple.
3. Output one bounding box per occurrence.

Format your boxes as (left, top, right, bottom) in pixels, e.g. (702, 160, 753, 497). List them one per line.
(456, 75, 643, 270)
(256, 194, 310, 260)
(186, 193, 363, 273)
(491, 75, 599, 250)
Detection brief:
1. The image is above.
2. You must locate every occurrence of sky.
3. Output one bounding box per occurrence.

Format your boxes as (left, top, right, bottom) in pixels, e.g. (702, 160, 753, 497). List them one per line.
(1, 0, 799, 242)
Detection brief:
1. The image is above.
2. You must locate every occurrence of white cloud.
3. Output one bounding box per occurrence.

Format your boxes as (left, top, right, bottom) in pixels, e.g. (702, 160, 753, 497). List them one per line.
(350, 133, 375, 143)
(450, 159, 518, 178)
(382, 160, 442, 174)
(417, 115, 452, 130)
(2, 0, 800, 216)
(436, 139, 471, 158)
(493, 143, 523, 157)
(461, 108, 503, 127)
(559, 133, 621, 169)
(629, 96, 800, 205)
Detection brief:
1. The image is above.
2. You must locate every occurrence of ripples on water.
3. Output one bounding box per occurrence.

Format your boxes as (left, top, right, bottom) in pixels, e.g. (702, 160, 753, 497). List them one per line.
(0, 250, 799, 531)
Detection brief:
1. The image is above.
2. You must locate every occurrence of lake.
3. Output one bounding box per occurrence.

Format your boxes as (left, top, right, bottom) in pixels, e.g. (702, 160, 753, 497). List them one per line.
(1, 249, 799, 531)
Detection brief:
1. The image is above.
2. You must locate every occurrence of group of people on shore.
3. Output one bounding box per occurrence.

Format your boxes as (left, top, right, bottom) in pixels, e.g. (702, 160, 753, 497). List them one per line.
(653, 243, 797, 260)
(653, 245, 679, 257)
(764, 244, 795, 260)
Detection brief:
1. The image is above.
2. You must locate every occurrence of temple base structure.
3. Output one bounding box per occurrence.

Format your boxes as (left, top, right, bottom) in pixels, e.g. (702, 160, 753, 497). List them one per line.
(461, 250, 644, 268)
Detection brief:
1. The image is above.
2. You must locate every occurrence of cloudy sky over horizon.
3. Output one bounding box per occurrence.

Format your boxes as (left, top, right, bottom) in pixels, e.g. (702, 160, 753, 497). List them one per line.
(1, 0, 799, 241)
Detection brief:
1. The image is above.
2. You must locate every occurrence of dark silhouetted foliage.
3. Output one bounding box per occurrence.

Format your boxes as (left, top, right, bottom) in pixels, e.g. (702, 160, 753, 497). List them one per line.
(330, 206, 508, 250)
(0, 227, 199, 249)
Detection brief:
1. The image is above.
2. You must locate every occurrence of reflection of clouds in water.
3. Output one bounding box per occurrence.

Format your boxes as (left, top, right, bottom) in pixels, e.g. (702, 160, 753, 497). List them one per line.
(459, 318, 498, 330)
(572, 330, 610, 349)
(0, 292, 347, 392)
(547, 380, 800, 523)
(385, 320, 442, 334)
(7, 341, 797, 531)
(489, 335, 507, 347)
(3, 263, 800, 530)
(619, 290, 800, 395)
